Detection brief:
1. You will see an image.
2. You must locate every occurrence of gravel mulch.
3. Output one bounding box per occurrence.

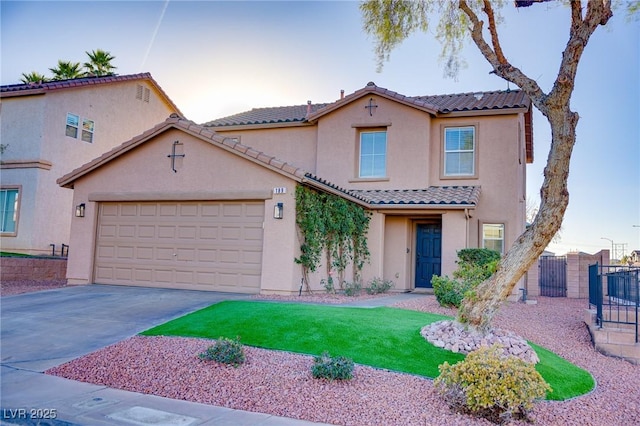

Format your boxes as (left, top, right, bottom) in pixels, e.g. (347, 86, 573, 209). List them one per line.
(0, 279, 67, 296)
(44, 292, 640, 425)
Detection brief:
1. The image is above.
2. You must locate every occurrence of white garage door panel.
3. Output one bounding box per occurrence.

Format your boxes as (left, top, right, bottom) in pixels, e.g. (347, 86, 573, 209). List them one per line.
(94, 201, 264, 293)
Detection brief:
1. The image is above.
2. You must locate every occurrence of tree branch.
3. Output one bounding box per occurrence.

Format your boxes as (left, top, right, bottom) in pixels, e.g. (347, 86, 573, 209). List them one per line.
(458, 0, 547, 113)
(482, 0, 508, 65)
(548, 0, 612, 107)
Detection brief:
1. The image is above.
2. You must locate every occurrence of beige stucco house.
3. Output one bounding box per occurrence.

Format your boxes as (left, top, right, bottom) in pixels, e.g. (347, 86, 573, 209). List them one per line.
(0, 73, 181, 255)
(57, 82, 533, 294)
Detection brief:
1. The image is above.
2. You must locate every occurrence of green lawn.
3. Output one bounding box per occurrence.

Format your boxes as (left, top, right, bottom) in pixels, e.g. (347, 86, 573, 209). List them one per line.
(142, 300, 594, 401)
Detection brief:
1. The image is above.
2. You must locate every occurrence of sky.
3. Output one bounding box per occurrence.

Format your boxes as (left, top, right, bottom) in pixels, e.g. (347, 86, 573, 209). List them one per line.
(2, 0, 639, 258)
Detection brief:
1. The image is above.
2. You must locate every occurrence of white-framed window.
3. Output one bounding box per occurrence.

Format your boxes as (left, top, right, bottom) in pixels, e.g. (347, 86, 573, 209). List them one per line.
(483, 223, 505, 254)
(444, 126, 475, 176)
(66, 113, 95, 143)
(359, 130, 387, 178)
(0, 187, 20, 235)
(66, 113, 79, 138)
(81, 118, 95, 143)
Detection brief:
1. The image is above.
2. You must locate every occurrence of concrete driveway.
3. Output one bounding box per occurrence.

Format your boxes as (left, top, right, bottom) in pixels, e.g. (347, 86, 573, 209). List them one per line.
(0, 285, 328, 425)
(1, 285, 249, 372)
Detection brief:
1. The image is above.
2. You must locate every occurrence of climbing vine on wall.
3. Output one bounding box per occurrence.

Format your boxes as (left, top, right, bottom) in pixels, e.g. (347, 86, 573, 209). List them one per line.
(294, 185, 371, 292)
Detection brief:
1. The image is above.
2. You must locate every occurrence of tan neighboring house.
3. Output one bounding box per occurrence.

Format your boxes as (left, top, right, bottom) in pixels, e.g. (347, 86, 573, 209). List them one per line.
(57, 82, 533, 294)
(0, 73, 181, 255)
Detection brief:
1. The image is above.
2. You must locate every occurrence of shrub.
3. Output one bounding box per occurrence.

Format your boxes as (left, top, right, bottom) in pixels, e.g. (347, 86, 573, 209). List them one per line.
(198, 336, 245, 367)
(432, 249, 500, 308)
(366, 277, 394, 294)
(321, 277, 335, 294)
(311, 351, 354, 380)
(456, 248, 501, 266)
(343, 281, 362, 296)
(435, 345, 551, 424)
(431, 275, 470, 308)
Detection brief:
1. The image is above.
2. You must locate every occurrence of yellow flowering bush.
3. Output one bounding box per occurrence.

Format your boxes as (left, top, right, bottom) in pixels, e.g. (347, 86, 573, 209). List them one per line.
(435, 344, 551, 424)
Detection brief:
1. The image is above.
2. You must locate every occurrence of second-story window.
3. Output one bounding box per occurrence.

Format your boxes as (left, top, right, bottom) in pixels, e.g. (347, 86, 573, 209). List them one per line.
(66, 113, 79, 138)
(359, 130, 387, 178)
(81, 119, 95, 143)
(65, 113, 95, 143)
(444, 126, 475, 176)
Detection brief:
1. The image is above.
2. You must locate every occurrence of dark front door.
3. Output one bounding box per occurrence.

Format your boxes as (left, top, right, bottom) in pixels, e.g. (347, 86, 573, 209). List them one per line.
(415, 223, 442, 288)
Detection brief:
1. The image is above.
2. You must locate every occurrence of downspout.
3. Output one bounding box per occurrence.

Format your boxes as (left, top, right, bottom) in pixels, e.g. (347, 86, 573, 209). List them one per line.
(464, 208, 472, 248)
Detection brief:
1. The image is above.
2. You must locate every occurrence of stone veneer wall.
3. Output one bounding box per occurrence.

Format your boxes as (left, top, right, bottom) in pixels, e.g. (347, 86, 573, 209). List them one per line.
(0, 257, 67, 281)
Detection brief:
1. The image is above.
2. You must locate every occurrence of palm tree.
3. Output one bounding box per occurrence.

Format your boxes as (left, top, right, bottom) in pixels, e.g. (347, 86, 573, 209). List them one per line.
(83, 49, 116, 76)
(49, 60, 83, 81)
(20, 71, 49, 84)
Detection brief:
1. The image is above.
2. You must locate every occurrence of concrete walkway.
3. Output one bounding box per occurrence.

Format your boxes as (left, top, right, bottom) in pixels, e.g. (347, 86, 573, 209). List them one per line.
(1, 285, 429, 425)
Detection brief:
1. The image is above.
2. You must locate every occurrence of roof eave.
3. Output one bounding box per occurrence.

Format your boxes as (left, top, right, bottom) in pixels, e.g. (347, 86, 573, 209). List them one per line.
(435, 106, 529, 118)
(206, 120, 314, 131)
(372, 203, 477, 210)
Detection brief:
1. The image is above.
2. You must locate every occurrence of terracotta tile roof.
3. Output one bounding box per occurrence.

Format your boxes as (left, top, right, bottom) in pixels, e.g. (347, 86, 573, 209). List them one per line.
(303, 173, 480, 207)
(411, 90, 530, 113)
(351, 186, 481, 206)
(202, 103, 331, 127)
(203, 82, 529, 128)
(1, 73, 182, 115)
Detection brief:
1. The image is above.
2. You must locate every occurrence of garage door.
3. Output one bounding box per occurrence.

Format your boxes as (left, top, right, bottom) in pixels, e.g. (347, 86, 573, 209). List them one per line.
(94, 201, 264, 293)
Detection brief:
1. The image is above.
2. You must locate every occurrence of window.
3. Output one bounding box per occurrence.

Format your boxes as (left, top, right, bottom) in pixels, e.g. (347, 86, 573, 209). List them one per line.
(359, 130, 387, 178)
(81, 119, 95, 143)
(1, 188, 19, 234)
(444, 126, 475, 176)
(66, 113, 79, 138)
(483, 223, 504, 253)
(66, 113, 95, 142)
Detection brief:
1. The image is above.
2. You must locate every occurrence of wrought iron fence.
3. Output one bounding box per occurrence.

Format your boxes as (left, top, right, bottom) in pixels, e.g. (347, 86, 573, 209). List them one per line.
(588, 263, 639, 343)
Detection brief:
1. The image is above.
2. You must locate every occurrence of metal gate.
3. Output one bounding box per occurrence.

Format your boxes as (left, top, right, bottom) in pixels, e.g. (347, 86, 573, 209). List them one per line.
(539, 255, 567, 297)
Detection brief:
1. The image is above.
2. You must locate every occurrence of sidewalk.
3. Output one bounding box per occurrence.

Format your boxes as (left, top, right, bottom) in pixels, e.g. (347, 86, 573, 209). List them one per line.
(1, 286, 428, 425)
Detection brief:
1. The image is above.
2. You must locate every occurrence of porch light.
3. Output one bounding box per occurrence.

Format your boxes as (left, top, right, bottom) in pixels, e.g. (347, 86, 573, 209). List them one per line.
(274, 202, 284, 219)
(75, 203, 85, 218)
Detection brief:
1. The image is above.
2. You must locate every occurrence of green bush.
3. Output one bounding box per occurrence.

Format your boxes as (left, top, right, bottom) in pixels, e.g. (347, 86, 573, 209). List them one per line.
(435, 345, 551, 424)
(198, 337, 245, 367)
(343, 281, 362, 296)
(456, 248, 501, 266)
(432, 249, 500, 308)
(366, 277, 394, 294)
(431, 275, 470, 307)
(311, 351, 354, 380)
(321, 277, 335, 293)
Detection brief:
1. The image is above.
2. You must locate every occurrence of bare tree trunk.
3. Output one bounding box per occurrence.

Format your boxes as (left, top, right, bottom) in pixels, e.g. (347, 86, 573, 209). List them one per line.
(456, 0, 612, 332)
(458, 111, 577, 331)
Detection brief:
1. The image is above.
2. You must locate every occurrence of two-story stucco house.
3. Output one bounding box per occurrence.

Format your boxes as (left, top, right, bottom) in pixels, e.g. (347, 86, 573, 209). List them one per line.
(57, 82, 532, 294)
(0, 73, 181, 255)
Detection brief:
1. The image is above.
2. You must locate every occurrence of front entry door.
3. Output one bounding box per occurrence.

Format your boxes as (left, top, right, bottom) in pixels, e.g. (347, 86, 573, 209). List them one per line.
(415, 223, 442, 288)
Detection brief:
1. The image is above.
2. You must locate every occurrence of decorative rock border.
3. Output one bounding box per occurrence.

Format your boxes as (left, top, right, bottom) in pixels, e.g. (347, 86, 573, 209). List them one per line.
(421, 320, 540, 364)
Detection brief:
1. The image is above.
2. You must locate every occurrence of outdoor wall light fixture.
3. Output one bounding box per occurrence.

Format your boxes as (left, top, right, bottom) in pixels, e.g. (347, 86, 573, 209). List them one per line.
(75, 203, 86, 218)
(274, 202, 284, 219)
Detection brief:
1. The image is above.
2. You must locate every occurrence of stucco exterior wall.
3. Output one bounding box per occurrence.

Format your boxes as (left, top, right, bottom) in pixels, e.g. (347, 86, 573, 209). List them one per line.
(429, 114, 526, 252)
(214, 126, 318, 173)
(1, 79, 178, 255)
(315, 98, 431, 190)
(66, 129, 299, 293)
(0, 96, 46, 160)
(383, 216, 412, 291)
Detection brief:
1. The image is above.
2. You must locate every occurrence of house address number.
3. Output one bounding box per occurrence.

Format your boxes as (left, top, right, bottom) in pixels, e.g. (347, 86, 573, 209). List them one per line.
(273, 187, 287, 194)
